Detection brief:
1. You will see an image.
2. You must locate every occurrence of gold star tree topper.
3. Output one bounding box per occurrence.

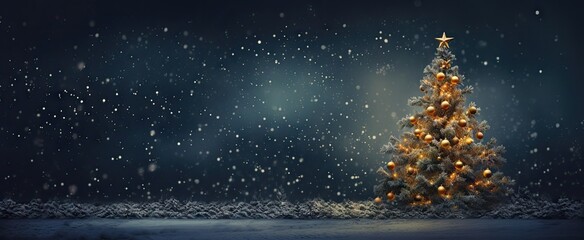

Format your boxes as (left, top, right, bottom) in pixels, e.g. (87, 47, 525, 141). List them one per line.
(435, 32, 454, 48)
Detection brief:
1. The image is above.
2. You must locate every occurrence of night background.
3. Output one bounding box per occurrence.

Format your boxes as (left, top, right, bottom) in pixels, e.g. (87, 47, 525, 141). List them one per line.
(1, 0, 583, 203)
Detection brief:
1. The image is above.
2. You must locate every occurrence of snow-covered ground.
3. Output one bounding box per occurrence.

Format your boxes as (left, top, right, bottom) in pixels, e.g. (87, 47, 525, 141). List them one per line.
(1, 197, 582, 239)
(1, 219, 583, 239)
(1, 197, 582, 219)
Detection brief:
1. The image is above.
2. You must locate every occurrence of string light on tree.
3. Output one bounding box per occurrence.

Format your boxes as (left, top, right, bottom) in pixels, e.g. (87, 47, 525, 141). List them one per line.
(414, 194, 423, 201)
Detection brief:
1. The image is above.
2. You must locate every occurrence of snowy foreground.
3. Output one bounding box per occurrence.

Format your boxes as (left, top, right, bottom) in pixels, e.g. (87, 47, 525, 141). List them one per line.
(1, 219, 583, 239)
(1, 197, 582, 219)
(1, 197, 583, 239)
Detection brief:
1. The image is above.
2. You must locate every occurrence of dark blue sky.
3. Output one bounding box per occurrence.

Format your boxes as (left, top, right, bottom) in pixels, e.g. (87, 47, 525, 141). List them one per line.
(1, 0, 583, 201)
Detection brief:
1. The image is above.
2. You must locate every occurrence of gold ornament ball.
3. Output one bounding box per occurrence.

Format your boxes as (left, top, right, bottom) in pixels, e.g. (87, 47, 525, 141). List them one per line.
(426, 106, 436, 115)
(455, 160, 464, 169)
(468, 106, 477, 114)
(452, 136, 460, 145)
(451, 76, 460, 84)
(374, 197, 382, 204)
(465, 137, 474, 145)
(414, 128, 422, 136)
(436, 72, 446, 81)
(441, 101, 450, 110)
(387, 161, 396, 171)
(409, 116, 417, 124)
(407, 166, 416, 175)
(476, 132, 484, 139)
(483, 169, 493, 178)
(387, 192, 395, 201)
(458, 119, 467, 127)
(438, 185, 447, 195)
(424, 134, 433, 143)
(440, 139, 450, 148)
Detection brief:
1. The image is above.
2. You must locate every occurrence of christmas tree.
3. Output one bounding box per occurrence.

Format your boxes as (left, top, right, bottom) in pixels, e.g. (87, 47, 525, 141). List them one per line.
(374, 33, 513, 208)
